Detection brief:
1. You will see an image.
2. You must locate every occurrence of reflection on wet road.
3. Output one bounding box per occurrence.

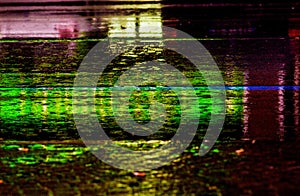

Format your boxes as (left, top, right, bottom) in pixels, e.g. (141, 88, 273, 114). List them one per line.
(0, 1, 300, 195)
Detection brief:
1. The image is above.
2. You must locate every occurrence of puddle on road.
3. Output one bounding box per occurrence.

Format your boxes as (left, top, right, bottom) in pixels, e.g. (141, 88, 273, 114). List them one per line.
(0, 1, 300, 195)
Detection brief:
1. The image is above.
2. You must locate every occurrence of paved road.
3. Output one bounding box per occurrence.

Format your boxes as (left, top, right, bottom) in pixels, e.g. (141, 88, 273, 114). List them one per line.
(0, 1, 300, 195)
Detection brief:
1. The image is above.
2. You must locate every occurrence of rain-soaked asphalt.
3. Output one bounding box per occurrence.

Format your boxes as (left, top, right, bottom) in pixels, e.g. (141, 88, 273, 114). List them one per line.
(0, 1, 300, 195)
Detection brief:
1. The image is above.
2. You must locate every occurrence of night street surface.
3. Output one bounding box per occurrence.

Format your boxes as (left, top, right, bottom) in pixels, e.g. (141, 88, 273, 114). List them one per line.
(0, 1, 300, 195)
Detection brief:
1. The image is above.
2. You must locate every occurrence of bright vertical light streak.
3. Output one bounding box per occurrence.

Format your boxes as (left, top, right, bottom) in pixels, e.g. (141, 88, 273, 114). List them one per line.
(293, 40, 300, 131)
(242, 69, 250, 141)
(277, 66, 286, 142)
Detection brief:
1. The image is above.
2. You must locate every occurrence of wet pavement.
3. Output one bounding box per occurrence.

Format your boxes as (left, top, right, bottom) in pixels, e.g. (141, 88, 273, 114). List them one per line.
(1, 1, 300, 195)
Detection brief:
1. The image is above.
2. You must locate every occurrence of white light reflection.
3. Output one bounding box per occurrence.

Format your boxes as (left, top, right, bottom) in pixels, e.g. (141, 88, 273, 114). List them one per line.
(277, 66, 286, 142)
(242, 69, 250, 141)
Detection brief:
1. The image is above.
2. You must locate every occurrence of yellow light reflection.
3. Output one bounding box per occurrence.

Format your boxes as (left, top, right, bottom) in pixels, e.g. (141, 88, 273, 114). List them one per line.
(107, 5, 162, 39)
